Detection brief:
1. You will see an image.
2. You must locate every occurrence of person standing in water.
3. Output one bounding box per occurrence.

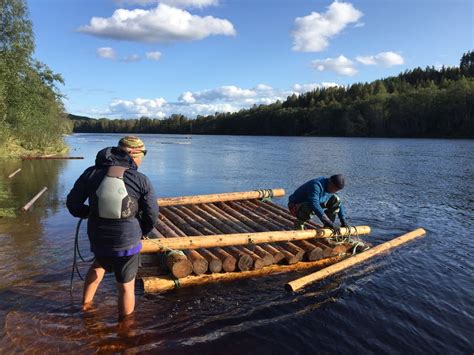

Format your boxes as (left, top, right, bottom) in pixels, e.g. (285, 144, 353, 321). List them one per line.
(67, 136, 158, 319)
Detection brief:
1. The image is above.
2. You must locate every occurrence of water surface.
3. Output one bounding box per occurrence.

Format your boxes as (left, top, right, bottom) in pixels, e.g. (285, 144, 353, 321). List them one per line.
(0, 134, 473, 352)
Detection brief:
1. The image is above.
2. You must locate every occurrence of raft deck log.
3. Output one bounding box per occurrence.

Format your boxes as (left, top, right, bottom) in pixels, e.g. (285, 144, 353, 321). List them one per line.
(285, 228, 426, 292)
(157, 188, 285, 207)
(141, 226, 371, 253)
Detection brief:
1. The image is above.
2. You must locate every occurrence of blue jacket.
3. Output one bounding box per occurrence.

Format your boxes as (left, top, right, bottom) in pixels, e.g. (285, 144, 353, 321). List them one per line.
(288, 177, 346, 221)
(66, 147, 159, 256)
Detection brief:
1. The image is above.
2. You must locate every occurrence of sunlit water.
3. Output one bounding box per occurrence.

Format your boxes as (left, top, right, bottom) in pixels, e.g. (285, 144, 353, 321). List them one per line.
(0, 134, 473, 353)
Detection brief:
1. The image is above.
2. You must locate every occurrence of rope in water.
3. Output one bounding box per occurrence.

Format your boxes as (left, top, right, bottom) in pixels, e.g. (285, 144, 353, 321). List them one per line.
(69, 218, 95, 294)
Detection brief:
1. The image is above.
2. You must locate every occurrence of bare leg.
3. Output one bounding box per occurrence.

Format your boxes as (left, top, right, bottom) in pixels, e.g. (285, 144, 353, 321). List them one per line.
(117, 278, 135, 318)
(83, 260, 106, 309)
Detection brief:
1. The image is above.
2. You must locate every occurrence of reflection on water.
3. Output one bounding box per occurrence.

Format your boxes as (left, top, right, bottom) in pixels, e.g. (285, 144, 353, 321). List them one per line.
(0, 134, 473, 352)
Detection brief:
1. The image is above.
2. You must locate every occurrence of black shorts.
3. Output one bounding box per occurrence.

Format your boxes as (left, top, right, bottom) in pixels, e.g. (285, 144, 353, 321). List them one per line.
(95, 253, 140, 283)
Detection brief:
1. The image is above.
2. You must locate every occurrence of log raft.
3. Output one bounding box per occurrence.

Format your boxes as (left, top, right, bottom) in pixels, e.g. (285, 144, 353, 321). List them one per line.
(138, 188, 378, 294)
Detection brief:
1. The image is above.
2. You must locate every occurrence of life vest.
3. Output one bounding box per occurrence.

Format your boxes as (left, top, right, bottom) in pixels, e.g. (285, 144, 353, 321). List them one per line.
(94, 166, 138, 219)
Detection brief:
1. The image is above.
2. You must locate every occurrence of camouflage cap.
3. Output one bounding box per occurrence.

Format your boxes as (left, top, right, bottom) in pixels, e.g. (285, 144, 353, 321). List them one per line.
(118, 136, 146, 158)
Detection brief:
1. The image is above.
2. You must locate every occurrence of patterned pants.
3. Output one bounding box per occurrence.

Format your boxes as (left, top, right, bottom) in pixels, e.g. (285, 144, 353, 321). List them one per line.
(288, 195, 341, 229)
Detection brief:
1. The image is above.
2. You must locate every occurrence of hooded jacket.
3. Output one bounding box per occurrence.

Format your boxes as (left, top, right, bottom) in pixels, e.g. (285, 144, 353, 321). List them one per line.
(66, 147, 159, 256)
(288, 177, 346, 221)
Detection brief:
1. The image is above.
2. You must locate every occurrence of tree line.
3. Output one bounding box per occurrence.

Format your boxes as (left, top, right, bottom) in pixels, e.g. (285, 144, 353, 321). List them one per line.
(73, 52, 474, 138)
(0, 0, 71, 155)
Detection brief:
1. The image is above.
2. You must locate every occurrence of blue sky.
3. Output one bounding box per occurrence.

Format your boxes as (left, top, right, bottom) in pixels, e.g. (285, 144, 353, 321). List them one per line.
(28, 0, 473, 118)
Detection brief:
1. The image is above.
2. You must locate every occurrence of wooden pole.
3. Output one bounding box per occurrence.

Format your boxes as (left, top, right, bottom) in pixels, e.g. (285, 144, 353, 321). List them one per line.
(179, 206, 237, 272)
(141, 226, 371, 253)
(154, 220, 193, 279)
(21, 187, 48, 212)
(192, 204, 266, 270)
(285, 228, 427, 292)
(240, 200, 324, 261)
(21, 156, 84, 160)
(8, 168, 21, 179)
(157, 188, 285, 207)
(159, 214, 209, 275)
(161, 207, 223, 273)
(142, 256, 343, 293)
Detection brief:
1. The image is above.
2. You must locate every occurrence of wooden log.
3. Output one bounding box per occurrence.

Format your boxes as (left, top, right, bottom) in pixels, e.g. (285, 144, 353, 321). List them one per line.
(312, 240, 336, 258)
(8, 168, 21, 179)
(261, 200, 323, 229)
(179, 206, 237, 272)
(152, 220, 194, 278)
(260, 244, 285, 263)
(141, 226, 372, 253)
(285, 228, 427, 292)
(273, 245, 299, 264)
(21, 156, 84, 160)
(21, 187, 48, 212)
(226, 247, 254, 271)
(228, 201, 306, 262)
(157, 188, 285, 207)
(214, 201, 301, 264)
(161, 207, 224, 273)
(192, 204, 265, 270)
(252, 245, 274, 266)
(187, 205, 248, 271)
(142, 256, 343, 293)
(159, 214, 208, 275)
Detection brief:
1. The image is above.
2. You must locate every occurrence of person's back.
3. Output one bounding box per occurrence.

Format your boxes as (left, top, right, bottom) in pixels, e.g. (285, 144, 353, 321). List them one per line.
(66, 136, 158, 319)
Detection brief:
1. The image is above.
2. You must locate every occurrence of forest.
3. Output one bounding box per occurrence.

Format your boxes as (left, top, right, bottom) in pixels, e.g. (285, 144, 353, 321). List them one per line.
(0, 0, 72, 156)
(73, 51, 474, 138)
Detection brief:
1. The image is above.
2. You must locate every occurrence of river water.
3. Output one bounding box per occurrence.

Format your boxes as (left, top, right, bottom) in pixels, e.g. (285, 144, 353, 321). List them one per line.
(0, 134, 472, 353)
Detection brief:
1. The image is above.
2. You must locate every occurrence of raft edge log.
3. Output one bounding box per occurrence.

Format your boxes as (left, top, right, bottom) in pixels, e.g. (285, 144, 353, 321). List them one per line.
(157, 188, 285, 206)
(141, 226, 371, 253)
(142, 256, 343, 293)
(285, 228, 426, 292)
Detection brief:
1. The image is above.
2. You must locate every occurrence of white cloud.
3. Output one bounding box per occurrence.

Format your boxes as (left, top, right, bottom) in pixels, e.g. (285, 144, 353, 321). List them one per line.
(292, 1, 363, 52)
(78, 3, 236, 43)
(97, 47, 117, 60)
(90, 82, 340, 118)
(146, 51, 162, 60)
(312, 55, 357, 76)
(123, 54, 141, 62)
(115, 0, 218, 8)
(356, 51, 404, 67)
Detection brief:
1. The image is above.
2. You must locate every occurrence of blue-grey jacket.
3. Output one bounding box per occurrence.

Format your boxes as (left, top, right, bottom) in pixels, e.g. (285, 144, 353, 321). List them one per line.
(288, 177, 346, 220)
(66, 147, 159, 255)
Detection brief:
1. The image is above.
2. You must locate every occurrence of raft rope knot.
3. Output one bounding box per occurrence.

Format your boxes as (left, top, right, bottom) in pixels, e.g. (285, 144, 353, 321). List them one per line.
(256, 189, 274, 202)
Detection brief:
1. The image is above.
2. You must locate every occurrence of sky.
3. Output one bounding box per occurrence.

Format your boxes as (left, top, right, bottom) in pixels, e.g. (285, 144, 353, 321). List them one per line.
(27, 0, 473, 119)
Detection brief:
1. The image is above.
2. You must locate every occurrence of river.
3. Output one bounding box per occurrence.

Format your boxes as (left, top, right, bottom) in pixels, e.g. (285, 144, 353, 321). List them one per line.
(0, 133, 473, 353)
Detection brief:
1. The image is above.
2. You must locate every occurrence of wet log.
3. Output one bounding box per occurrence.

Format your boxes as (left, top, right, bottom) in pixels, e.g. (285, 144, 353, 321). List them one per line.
(142, 256, 343, 293)
(285, 228, 427, 292)
(179, 206, 237, 272)
(157, 188, 285, 207)
(153, 220, 193, 278)
(260, 244, 285, 263)
(21, 187, 48, 212)
(192, 204, 265, 270)
(214, 202, 301, 264)
(228, 201, 306, 262)
(259, 200, 323, 229)
(159, 214, 208, 275)
(161, 207, 223, 273)
(8, 168, 21, 179)
(225, 247, 254, 271)
(141, 226, 371, 253)
(21, 156, 84, 160)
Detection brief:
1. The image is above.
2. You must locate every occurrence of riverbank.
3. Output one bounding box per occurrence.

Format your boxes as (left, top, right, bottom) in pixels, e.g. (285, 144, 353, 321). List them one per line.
(3, 139, 69, 159)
